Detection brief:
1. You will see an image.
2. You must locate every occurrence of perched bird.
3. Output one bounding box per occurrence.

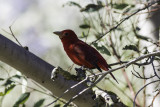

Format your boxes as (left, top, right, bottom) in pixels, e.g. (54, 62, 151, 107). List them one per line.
(53, 29, 118, 83)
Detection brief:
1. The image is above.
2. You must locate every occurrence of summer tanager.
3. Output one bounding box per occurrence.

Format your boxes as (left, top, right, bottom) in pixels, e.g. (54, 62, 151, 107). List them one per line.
(53, 29, 118, 83)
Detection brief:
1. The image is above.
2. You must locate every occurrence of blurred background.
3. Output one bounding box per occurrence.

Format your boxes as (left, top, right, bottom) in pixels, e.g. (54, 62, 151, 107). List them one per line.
(0, 0, 84, 106)
(0, 0, 160, 107)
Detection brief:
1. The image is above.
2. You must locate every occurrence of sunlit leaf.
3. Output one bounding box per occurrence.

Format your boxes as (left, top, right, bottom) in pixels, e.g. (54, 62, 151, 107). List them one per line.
(0, 92, 4, 96)
(34, 99, 45, 107)
(79, 24, 90, 29)
(81, 4, 104, 12)
(5, 84, 16, 95)
(80, 32, 87, 38)
(123, 45, 139, 52)
(13, 92, 30, 107)
(93, 43, 111, 56)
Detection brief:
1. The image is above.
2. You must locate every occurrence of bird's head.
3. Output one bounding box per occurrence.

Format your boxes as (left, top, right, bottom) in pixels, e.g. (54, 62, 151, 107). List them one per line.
(53, 29, 78, 40)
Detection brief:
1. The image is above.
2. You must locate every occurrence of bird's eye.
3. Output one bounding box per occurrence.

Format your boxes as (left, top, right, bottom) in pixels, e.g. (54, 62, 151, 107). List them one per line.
(64, 32, 68, 36)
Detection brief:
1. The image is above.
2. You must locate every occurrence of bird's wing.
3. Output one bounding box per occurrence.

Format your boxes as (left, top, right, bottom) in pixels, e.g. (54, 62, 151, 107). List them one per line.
(73, 41, 118, 83)
(73, 40, 99, 67)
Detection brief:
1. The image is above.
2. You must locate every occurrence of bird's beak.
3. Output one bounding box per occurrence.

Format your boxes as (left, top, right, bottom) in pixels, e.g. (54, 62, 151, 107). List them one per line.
(53, 31, 62, 36)
(53, 31, 63, 39)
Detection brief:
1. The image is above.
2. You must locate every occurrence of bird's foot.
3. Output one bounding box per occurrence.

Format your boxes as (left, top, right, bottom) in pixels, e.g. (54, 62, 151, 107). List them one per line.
(75, 67, 86, 80)
(80, 66, 85, 70)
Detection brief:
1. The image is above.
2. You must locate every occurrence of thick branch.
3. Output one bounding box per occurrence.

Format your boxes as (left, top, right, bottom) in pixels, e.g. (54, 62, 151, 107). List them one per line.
(0, 34, 127, 107)
(0, 34, 96, 107)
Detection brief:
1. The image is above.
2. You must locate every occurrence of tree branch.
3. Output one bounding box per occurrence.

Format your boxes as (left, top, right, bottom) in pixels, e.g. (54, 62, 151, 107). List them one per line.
(64, 51, 160, 106)
(0, 34, 127, 107)
(0, 34, 95, 107)
(91, 0, 160, 44)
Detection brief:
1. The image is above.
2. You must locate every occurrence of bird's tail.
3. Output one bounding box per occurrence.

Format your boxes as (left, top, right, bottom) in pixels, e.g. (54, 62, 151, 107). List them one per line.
(97, 63, 119, 83)
(110, 73, 119, 84)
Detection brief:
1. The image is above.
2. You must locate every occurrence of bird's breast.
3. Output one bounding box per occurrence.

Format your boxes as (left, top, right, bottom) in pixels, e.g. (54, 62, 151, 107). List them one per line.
(64, 44, 82, 64)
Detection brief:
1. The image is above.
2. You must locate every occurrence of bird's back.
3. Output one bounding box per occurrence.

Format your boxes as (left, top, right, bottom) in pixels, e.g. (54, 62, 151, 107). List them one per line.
(62, 39, 109, 70)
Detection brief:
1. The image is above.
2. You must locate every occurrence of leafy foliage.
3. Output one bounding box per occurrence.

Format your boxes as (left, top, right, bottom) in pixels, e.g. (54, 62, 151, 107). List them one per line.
(34, 99, 45, 107)
(123, 45, 139, 52)
(0, 84, 16, 96)
(0, 74, 23, 97)
(4, 84, 16, 95)
(93, 43, 111, 56)
(54, 104, 61, 107)
(3, 79, 15, 86)
(0, 78, 4, 81)
(13, 92, 30, 107)
(136, 34, 149, 41)
(12, 74, 22, 79)
(113, 3, 129, 9)
(81, 4, 104, 12)
(64, 1, 81, 8)
(79, 24, 90, 29)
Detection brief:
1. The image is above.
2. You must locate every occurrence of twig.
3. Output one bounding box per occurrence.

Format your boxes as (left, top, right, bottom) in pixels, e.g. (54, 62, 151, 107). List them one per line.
(47, 52, 159, 106)
(9, 26, 23, 47)
(152, 62, 160, 79)
(96, 51, 160, 76)
(108, 56, 154, 67)
(91, 0, 160, 44)
(63, 51, 160, 106)
(108, 26, 140, 105)
(133, 80, 160, 107)
(108, 79, 133, 103)
(131, 70, 155, 79)
(15, 81, 77, 107)
(45, 76, 88, 107)
(149, 89, 160, 107)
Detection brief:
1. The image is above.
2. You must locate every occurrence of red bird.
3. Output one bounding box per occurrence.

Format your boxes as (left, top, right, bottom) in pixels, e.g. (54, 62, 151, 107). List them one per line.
(53, 29, 118, 83)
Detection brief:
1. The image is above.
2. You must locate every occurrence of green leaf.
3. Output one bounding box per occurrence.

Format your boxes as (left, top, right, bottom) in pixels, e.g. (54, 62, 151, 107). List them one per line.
(0, 78, 4, 81)
(12, 75, 22, 79)
(34, 99, 45, 107)
(13, 92, 30, 107)
(155, 56, 160, 60)
(0, 84, 16, 96)
(0, 92, 4, 96)
(123, 45, 139, 52)
(64, 1, 81, 8)
(5, 84, 16, 95)
(81, 4, 104, 12)
(119, 35, 123, 41)
(93, 43, 111, 56)
(97, 1, 102, 5)
(54, 104, 61, 107)
(136, 34, 149, 41)
(22, 104, 26, 107)
(79, 24, 90, 29)
(3, 79, 14, 86)
(80, 32, 87, 38)
(113, 3, 128, 9)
